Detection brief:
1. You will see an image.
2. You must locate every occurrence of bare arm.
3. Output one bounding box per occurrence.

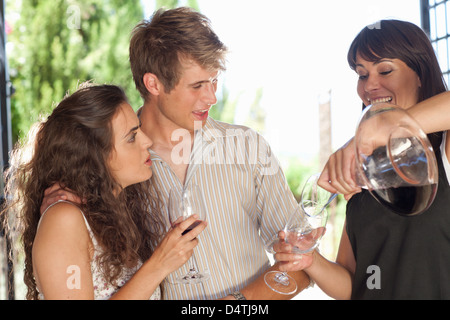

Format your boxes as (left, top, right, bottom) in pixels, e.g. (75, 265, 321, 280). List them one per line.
(407, 91, 450, 134)
(33, 202, 206, 300)
(33, 202, 96, 299)
(111, 215, 207, 300)
(272, 221, 355, 300)
(305, 222, 355, 300)
(318, 92, 450, 199)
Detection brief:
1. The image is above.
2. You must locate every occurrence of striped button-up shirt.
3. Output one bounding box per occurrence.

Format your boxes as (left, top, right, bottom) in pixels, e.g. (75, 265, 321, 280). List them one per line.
(151, 117, 298, 300)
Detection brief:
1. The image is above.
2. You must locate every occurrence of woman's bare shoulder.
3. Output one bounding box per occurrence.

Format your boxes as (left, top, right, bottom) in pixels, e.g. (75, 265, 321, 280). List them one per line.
(35, 201, 90, 247)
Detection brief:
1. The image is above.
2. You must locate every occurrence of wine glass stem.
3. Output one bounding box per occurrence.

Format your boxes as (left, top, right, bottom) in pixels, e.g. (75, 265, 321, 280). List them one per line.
(274, 272, 290, 286)
(187, 251, 205, 280)
(189, 252, 200, 275)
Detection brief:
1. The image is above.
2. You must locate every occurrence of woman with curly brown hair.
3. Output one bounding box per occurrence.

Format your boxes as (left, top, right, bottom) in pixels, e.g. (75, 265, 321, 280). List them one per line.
(2, 83, 206, 300)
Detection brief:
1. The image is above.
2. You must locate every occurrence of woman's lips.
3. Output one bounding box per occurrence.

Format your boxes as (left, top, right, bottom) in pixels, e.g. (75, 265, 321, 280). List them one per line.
(368, 96, 393, 104)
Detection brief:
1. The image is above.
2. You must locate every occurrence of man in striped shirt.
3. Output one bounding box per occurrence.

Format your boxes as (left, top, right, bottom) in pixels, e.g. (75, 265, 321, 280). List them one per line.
(129, 7, 310, 299)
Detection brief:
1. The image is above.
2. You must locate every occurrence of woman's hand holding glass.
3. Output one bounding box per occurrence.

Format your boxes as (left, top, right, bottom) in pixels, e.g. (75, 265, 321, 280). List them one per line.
(167, 184, 210, 284)
(272, 230, 315, 273)
(263, 174, 330, 295)
(149, 214, 207, 277)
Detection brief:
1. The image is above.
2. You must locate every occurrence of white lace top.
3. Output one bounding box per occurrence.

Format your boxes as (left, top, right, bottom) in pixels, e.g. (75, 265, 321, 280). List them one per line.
(37, 200, 161, 300)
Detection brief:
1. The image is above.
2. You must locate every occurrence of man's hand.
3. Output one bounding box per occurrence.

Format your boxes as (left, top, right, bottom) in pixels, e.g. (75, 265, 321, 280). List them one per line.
(40, 183, 82, 215)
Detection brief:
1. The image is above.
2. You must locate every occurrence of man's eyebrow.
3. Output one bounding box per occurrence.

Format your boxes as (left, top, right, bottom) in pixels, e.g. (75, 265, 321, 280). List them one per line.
(189, 79, 210, 86)
(188, 74, 220, 87)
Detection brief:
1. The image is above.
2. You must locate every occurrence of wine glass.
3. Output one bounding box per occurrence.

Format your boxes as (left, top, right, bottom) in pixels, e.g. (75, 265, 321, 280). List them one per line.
(168, 184, 210, 284)
(300, 173, 338, 216)
(264, 177, 330, 295)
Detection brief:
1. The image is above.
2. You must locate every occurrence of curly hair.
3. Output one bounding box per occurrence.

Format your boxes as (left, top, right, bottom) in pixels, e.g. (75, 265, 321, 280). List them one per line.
(2, 83, 164, 299)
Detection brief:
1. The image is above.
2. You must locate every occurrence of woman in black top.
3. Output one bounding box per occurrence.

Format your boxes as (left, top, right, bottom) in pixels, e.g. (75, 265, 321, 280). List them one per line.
(274, 19, 450, 299)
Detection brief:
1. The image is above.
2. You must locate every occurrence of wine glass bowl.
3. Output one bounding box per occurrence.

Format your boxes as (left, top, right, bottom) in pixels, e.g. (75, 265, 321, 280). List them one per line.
(300, 173, 337, 217)
(286, 200, 327, 254)
(168, 184, 210, 284)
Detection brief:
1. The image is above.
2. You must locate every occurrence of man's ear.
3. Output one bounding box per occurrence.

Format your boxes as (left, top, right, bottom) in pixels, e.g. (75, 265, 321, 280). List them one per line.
(143, 73, 161, 96)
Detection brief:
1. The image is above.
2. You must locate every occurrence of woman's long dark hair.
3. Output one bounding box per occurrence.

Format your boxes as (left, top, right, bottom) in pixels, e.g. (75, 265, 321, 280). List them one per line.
(347, 19, 448, 149)
(2, 83, 164, 299)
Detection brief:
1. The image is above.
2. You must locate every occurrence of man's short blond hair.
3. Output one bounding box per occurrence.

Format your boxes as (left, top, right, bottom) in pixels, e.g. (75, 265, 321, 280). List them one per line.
(129, 7, 228, 100)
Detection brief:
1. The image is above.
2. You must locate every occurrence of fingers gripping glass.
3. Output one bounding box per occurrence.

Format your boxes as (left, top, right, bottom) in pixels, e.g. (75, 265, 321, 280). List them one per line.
(168, 184, 210, 284)
(264, 175, 330, 295)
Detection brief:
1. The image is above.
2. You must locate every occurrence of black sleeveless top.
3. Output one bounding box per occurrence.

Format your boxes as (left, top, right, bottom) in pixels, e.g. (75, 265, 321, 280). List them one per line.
(347, 148, 450, 299)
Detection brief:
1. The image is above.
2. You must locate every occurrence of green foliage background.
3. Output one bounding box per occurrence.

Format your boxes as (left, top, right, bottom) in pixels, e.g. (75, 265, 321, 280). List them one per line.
(8, 0, 145, 143)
